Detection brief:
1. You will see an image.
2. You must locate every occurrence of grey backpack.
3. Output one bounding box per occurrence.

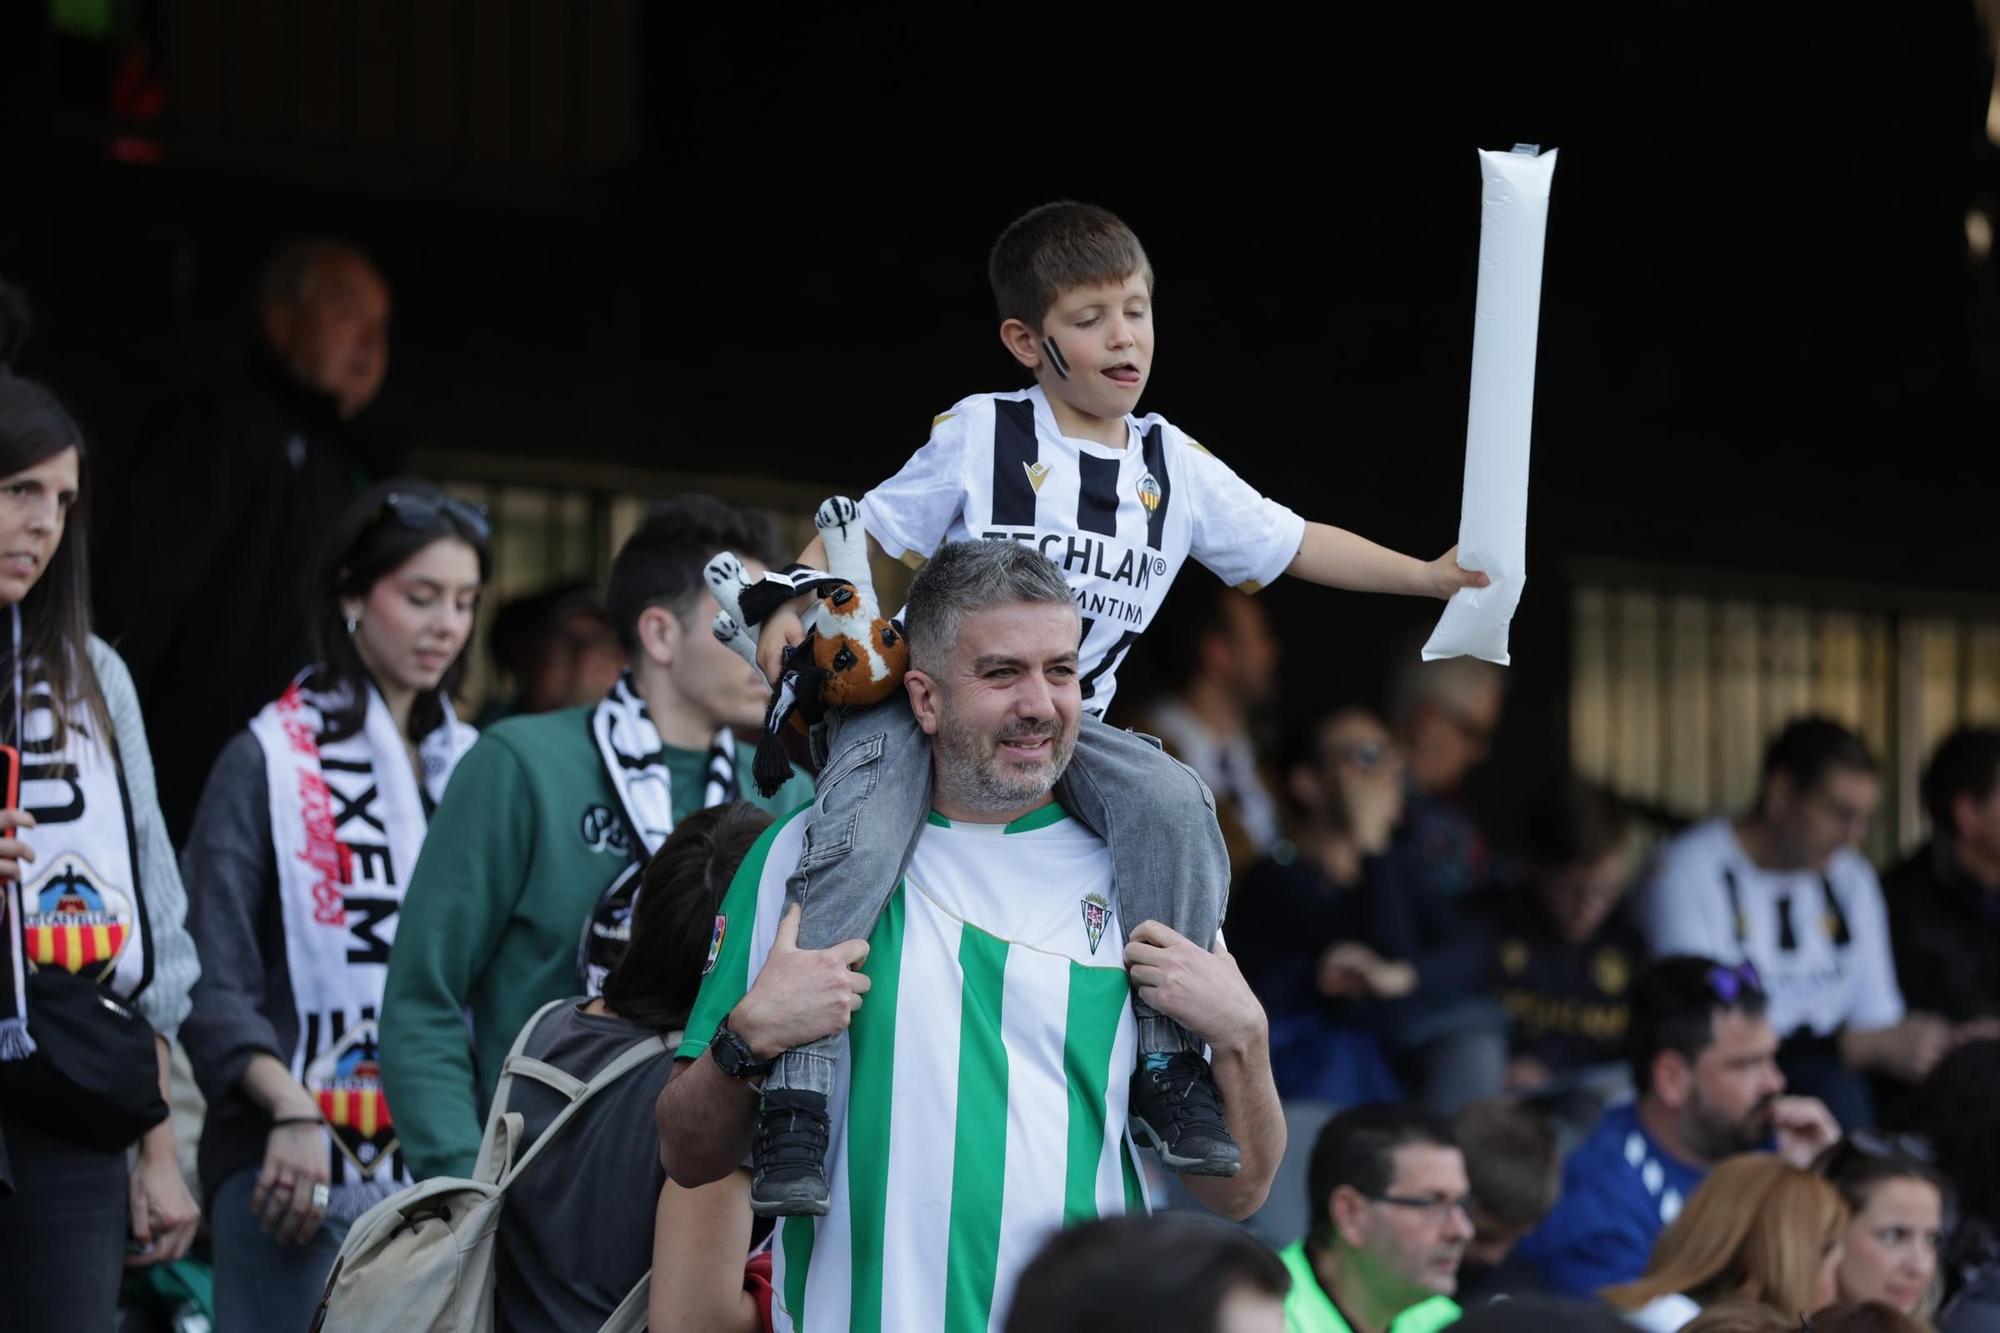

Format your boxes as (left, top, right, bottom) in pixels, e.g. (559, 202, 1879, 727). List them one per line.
(312, 999, 672, 1333)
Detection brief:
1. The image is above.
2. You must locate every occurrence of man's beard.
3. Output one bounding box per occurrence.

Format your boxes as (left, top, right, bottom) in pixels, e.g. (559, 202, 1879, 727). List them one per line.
(1685, 1087, 1775, 1161)
(933, 700, 1077, 813)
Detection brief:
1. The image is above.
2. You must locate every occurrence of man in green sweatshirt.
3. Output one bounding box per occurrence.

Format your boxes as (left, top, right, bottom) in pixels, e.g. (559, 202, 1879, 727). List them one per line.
(381, 494, 815, 1180)
(1280, 1105, 1469, 1333)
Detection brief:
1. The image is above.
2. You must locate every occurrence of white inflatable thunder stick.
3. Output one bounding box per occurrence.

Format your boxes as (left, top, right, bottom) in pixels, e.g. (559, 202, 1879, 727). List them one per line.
(1423, 144, 1557, 665)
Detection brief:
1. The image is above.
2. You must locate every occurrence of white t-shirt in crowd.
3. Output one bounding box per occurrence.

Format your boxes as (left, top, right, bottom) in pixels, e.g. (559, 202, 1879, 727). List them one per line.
(1639, 817, 1904, 1038)
(859, 385, 1305, 715)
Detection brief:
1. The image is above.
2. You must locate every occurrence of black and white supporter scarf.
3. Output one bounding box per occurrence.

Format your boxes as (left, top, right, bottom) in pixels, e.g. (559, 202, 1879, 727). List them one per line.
(0, 606, 148, 1061)
(580, 670, 738, 993)
(251, 674, 474, 1219)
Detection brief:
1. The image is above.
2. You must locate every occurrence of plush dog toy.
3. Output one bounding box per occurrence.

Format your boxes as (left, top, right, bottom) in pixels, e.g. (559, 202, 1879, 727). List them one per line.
(707, 496, 909, 796)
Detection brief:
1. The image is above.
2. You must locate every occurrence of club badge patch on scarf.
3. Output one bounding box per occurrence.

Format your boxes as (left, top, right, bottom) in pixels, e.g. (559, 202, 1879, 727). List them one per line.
(305, 1020, 397, 1175)
(22, 855, 134, 981)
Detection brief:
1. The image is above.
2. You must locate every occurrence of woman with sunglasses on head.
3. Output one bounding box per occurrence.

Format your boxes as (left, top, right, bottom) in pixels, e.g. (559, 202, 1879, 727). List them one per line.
(1813, 1133, 1947, 1324)
(1605, 1153, 1849, 1333)
(0, 304, 203, 1330)
(180, 481, 488, 1329)
(1899, 1038, 2000, 1333)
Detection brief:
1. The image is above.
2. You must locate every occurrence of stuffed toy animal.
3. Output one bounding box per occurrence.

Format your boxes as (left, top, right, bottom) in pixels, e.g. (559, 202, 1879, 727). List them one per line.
(707, 496, 909, 796)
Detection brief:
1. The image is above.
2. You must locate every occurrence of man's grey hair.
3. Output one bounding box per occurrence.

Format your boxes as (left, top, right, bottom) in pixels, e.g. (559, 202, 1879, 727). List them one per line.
(906, 539, 1077, 674)
(256, 236, 379, 310)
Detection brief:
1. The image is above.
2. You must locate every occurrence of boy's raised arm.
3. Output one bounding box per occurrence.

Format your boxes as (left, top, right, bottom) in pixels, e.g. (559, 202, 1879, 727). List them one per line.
(1286, 521, 1488, 600)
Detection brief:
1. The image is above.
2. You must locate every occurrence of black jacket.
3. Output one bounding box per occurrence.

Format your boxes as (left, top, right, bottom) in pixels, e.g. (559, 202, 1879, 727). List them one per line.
(1474, 883, 1651, 1075)
(96, 358, 395, 843)
(1882, 838, 2000, 1023)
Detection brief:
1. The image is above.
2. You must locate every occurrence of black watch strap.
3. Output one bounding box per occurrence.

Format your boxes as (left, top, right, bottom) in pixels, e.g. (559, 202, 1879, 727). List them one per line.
(711, 1023, 772, 1079)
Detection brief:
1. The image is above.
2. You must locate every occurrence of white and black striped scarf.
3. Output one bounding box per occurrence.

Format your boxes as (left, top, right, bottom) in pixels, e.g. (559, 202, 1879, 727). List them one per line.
(589, 671, 737, 854)
(0, 609, 147, 1061)
(252, 674, 475, 1218)
(581, 671, 738, 993)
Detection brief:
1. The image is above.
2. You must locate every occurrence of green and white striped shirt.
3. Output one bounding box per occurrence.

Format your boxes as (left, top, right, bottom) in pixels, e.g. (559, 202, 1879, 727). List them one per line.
(680, 802, 1149, 1333)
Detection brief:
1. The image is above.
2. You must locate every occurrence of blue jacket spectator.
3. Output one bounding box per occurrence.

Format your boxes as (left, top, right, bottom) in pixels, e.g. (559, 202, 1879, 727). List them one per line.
(1516, 956, 1840, 1298)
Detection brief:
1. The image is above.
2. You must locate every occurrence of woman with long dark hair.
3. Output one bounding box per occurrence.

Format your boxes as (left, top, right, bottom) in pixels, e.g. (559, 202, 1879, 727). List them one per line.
(180, 480, 488, 1328)
(1815, 1132, 1948, 1324)
(1900, 1039, 2000, 1332)
(0, 300, 203, 1330)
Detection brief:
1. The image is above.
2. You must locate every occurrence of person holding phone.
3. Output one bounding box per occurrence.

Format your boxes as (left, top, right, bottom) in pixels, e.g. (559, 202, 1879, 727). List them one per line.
(179, 480, 487, 1329)
(0, 303, 203, 1330)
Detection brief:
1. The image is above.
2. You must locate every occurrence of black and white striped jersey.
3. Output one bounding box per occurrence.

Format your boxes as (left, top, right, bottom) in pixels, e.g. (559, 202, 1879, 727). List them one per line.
(860, 385, 1304, 714)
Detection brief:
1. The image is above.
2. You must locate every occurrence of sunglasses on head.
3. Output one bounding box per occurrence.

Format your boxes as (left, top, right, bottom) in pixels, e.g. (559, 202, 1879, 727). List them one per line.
(1839, 1127, 1935, 1166)
(1705, 961, 1764, 1004)
(380, 490, 492, 543)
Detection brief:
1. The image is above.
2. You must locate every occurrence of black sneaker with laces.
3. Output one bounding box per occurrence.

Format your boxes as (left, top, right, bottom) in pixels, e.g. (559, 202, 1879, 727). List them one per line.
(749, 1087, 833, 1217)
(1128, 1051, 1242, 1177)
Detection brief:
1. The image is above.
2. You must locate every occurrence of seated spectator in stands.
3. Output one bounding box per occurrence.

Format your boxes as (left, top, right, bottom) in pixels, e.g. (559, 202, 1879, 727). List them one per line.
(1276, 1104, 1470, 1333)
(1479, 777, 1647, 1126)
(1897, 1038, 2000, 1332)
(1002, 1214, 1291, 1333)
(1603, 1154, 1847, 1333)
(1235, 707, 1503, 1113)
(1640, 719, 1948, 1130)
(1883, 727, 2000, 1040)
(476, 580, 625, 727)
(1392, 656, 1506, 900)
(1130, 575, 1287, 878)
(1232, 708, 1409, 1105)
(498, 802, 775, 1333)
(1812, 1132, 1946, 1323)
(1453, 1100, 1561, 1304)
(1516, 957, 1839, 1299)
(1319, 706, 1504, 1114)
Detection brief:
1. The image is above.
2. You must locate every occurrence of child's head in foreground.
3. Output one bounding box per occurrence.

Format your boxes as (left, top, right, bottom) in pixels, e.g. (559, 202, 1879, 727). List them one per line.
(989, 201, 1156, 427)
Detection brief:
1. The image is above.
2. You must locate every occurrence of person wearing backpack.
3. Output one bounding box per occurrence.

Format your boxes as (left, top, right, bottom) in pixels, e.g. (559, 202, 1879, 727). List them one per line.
(493, 801, 778, 1332)
(315, 801, 781, 1333)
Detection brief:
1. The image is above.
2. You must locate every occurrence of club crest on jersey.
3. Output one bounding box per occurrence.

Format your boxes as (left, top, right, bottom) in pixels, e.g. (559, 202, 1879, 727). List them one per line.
(1023, 460, 1051, 494)
(1081, 892, 1111, 955)
(1136, 471, 1162, 513)
(704, 913, 727, 975)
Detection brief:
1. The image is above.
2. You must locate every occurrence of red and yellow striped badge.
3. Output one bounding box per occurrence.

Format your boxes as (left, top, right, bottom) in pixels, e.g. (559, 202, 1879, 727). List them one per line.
(27, 918, 128, 974)
(319, 1085, 392, 1139)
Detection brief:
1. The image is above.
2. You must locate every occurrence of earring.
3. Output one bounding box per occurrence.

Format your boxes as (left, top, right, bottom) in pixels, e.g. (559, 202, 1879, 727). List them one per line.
(345, 615, 360, 635)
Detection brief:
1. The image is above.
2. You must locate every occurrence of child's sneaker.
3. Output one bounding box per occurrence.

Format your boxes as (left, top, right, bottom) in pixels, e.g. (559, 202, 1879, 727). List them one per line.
(1128, 1052, 1242, 1177)
(749, 1087, 833, 1217)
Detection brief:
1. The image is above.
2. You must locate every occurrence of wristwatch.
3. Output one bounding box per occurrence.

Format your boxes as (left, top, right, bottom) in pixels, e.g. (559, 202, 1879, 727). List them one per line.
(710, 1021, 773, 1080)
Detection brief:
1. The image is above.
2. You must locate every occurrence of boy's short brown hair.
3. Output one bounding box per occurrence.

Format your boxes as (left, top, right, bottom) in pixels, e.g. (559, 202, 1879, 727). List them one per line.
(1455, 1098, 1561, 1227)
(988, 201, 1153, 331)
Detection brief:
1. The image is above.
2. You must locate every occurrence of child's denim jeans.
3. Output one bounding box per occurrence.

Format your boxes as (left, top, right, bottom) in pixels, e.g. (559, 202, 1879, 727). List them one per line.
(764, 693, 1231, 1098)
